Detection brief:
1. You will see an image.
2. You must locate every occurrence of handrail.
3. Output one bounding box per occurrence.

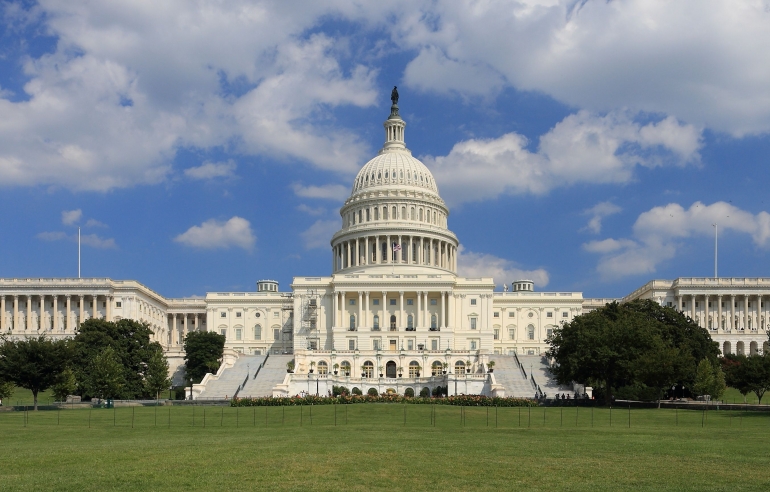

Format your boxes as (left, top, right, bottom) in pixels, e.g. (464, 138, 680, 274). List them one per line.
(254, 353, 269, 380)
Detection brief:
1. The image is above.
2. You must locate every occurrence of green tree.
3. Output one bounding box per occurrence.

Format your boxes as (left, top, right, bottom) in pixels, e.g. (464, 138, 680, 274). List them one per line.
(693, 359, 716, 398)
(183, 331, 225, 384)
(71, 318, 163, 399)
(0, 380, 14, 404)
(51, 367, 78, 402)
(82, 346, 124, 400)
(0, 336, 71, 410)
(144, 347, 171, 400)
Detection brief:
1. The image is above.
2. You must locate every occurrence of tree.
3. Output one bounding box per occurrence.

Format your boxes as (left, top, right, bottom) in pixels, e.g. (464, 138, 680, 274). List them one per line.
(0, 380, 14, 404)
(82, 346, 124, 400)
(144, 347, 171, 400)
(548, 300, 719, 405)
(183, 331, 225, 384)
(693, 359, 715, 398)
(736, 355, 770, 404)
(0, 336, 71, 410)
(71, 318, 164, 399)
(51, 367, 78, 402)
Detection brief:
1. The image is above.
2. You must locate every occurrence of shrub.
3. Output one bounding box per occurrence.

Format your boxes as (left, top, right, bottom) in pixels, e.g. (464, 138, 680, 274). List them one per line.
(404, 387, 415, 397)
(367, 387, 379, 396)
(420, 387, 430, 398)
(352, 387, 362, 395)
(332, 385, 349, 397)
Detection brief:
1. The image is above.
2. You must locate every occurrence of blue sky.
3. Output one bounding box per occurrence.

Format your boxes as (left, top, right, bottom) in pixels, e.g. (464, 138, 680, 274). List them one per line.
(1, 1, 769, 298)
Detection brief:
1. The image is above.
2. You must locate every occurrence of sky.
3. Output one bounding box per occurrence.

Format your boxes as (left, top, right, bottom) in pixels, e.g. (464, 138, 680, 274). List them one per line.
(1, 0, 770, 299)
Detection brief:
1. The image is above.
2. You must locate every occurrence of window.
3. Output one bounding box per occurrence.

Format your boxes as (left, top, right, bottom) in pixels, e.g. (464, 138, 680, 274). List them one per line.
(546, 312, 553, 318)
(408, 360, 419, 376)
(236, 312, 242, 318)
(362, 360, 373, 377)
(470, 340, 477, 350)
(493, 312, 499, 318)
(373, 299, 379, 305)
(432, 361, 442, 376)
(455, 361, 465, 374)
(527, 325, 535, 340)
(562, 312, 568, 318)
(274, 312, 279, 318)
(470, 317, 477, 330)
(274, 329, 280, 340)
(390, 299, 396, 305)
(340, 361, 351, 376)
(493, 329, 499, 340)
(431, 339, 438, 350)
(349, 299, 356, 305)
(390, 315, 396, 330)
(407, 299, 414, 305)
(255, 312, 261, 318)
(407, 339, 414, 350)
(317, 361, 328, 375)
(220, 312, 227, 318)
(509, 328, 515, 340)
(349, 339, 356, 350)
(431, 315, 437, 329)
(372, 315, 380, 330)
(373, 339, 381, 350)
(546, 328, 553, 338)
(509, 312, 515, 317)
(254, 325, 262, 340)
(666, 302, 672, 307)
(430, 299, 437, 306)
(407, 315, 414, 329)
(366, 209, 370, 221)
(220, 329, 226, 337)
(471, 299, 477, 306)
(350, 315, 356, 330)
(235, 329, 242, 341)
(115, 301, 122, 308)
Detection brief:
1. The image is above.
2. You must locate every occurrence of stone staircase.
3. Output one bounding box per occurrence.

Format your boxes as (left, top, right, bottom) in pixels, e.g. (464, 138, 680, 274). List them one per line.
(239, 354, 294, 397)
(489, 355, 537, 397)
(517, 355, 572, 398)
(197, 355, 265, 399)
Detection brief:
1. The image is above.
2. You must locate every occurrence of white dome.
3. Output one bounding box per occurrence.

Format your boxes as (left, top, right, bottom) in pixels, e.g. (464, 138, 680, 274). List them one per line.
(352, 151, 439, 195)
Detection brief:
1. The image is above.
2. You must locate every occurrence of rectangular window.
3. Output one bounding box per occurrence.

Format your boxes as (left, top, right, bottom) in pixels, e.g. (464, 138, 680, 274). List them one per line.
(493, 312, 499, 318)
(431, 339, 438, 350)
(116, 302, 122, 308)
(220, 312, 227, 318)
(493, 329, 499, 340)
(470, 299, 477, 306)
(348, 339, 356, 350)
(274, 312, 279, 318)
(254, 327, 261, 340)
(696, 302, 700, 308)
(546, 328, 553, 338)
(308, 341, 317, 350)
(220, 329, 226, 337)
(373, 339, 380, 350)
(102, 302, 106, 308)
(236, 312, 242, 318)
(708, 302, 712, 308)
(546, 312, 553, 318)
(562, 312, 568, 318)
(470, 317, 477, 330)
(509, 312, 515, 317)
(430, 299, 437, 305)
(509, 329, 515, 340)
(373, 299, 379, 305)
(235, 329, 242, 341)
(390, 299, 396, 305)
(527, 327, 535, 340)
(721, 302, 725, 308)
(274, 329, 280, 340)
(667, 302, 672, 307)
(407, 299, 414, 305)
(470, 340, 477, 350)
(407, 339, 414, 350)
(349, 299, 355, 305)
(389, 340, 397, 350)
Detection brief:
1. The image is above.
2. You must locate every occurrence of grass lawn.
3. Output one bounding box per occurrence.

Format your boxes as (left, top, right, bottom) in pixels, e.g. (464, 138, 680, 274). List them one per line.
(1, 403, 769, 491)
(1, 387, 55, 407)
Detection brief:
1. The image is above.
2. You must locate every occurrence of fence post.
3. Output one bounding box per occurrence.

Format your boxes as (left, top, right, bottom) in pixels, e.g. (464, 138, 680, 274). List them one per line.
(168, 406, 171, 428)
(220, 406, 223, 427)
(610, 406, 612, 427)
(628, 404, 630, 428)
(131, 406, 134, 429)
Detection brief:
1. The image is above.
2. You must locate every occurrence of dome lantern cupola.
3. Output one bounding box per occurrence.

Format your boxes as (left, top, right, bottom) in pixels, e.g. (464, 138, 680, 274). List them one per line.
(381, 86, 406, 153)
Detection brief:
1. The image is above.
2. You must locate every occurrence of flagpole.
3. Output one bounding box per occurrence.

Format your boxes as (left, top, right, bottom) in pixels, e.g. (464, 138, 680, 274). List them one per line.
(712, 223, 718, 278)
(78, 227, 81, 278)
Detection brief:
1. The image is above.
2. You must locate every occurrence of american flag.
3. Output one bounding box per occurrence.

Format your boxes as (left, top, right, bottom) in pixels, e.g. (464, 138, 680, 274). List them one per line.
(392, 242, 401, 252)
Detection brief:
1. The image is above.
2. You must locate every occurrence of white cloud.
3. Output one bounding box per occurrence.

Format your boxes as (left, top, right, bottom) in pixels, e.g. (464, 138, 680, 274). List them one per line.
(61, 209, 82, 225)
(296, 204, 327, 217)
(174, 217, 255, 250)
(184, 160, 236, 180)
(84, 218, 107, 228)
(426, 111, 701, 206)
(36, 230, 116, 249)
(396, 0, 770, 136)
(581, 201, 622, 234)
(300, 219, 338, 249)
(457, 246, 549, 288)
(291, 183, 349, 201)
(37, 231, 67, 241)
(585, 201, 770, 279)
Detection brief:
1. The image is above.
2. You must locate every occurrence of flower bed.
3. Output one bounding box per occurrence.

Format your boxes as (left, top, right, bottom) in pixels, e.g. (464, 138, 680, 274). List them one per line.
(230, 394, 537, 407)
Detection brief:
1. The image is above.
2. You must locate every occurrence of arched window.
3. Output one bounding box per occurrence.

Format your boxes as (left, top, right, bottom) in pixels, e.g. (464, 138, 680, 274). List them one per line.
(390, 315, 396, 330)
(407, 314, 414, 330)
(363, 361, 374, 378)
(374, 207, 379, 220)
(401, 206, 406, 220)
(431, 314, 437, 330)
(400, 170, 403, 179)
(419, 209, 423, 221)
(254, 324, 262, 340)
(433, 211, 437, 223)
(366, 209, 370, 221)
(317, 361, 328, 375)
(385, 170, 389, 178)
(392, 206, 397, 219)
(358, 210, 362, 223)
(381, 242, 387, 261)
(723, 341, 731, 355)
(455, 361, 466, 374)
(410, 207, 415, 220)
(350, 314, 356, 331)
(401, 242, 407, 261)
(383, 207, 388, 220)
(431, 361, 443, 376)
(340, 361, 351, 376)
(409, 361, 420, 377)
(373, 315, 380, 330)
(527, 325, 535, 340)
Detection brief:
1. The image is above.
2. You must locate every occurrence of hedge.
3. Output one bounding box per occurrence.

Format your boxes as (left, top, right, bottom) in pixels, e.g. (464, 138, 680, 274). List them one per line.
(230, 394, 538, 407)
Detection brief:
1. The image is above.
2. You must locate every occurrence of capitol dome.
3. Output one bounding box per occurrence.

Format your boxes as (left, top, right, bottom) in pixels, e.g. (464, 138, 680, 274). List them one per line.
(352, 150, 439, 195)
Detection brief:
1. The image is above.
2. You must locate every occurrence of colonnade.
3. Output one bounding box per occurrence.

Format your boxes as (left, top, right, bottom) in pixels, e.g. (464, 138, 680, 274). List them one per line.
(675, 293, 767, 331)
(0, 293, 112, 333)
(332, 290, 451, 331)
(167, 312, 206, 346)
(333, 235, 457, 272)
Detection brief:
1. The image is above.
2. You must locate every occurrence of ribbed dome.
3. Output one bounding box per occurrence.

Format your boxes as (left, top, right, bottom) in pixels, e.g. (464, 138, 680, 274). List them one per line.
(352, 151, 439, 194)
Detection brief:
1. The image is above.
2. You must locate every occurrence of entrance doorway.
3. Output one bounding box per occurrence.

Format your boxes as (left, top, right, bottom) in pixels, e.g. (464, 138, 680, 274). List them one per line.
(386, 361, 397, 378)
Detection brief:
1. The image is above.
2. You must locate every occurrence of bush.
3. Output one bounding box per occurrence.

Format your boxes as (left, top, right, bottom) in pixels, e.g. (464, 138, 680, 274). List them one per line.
(419, 387, 430, 398)
(173, 387, 187, 400)
(367, 387, 379, 396)
(230, 394, 538, 407)
(332, 385, 349, 397)
(404, 387, 415, 397)
(352, 387, 362, 395)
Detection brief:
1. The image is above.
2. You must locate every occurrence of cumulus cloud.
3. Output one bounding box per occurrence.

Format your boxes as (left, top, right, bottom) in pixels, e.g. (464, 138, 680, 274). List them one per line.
(296, 204, 327, 216)
(61, 209, 82, 225)
(584, 201, 770, 279)
(581, 201, 622, 234)
(184, 160, 237, 180)
(396, 0, 770, 136)
(36, 230, 116, 249)
(300, 219, 338, 249)
(426, 111, 701, 206)
(291, 183, 349, 201)
(174, 217, 256, 250)
(457, 246, 549, 288)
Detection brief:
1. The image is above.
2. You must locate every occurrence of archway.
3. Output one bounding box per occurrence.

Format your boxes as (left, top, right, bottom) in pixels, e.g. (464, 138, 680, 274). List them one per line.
(386, 360, 397, 378)
(737, 341, 745, 355)
(723, 341, 731, 355)
(431, 361, 443, 376)
(362, 361, 374, 378)
(750, 341, 759, 355)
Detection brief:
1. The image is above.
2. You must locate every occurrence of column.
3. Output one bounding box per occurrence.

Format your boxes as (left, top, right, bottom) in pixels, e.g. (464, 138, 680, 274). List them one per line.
(38, 295, 44, 330)
(420, 237, 424, 265)
(346, 241, 351, 268)
(92, 294, 98, 319)
(13, 295, 18, 332)
(416, 290, 421, 329)
(744, 295, 749, 330)
(717, 295, 723, 332)
(386, 235, 391, 263)
(65, 295, 71, 332)
(26, 295, 32, 330)
(53, 295, 58, 331)
(382, 291, 387, 329)
(422, 291, 428, 328)
(357, 291, 363, 331)
(172, 314, 178, 345)
(332, 291, 338, 328)
(690, 294, 696, 321)
(0, 295, 4, 331)
(106, 296, 112, 322)
(448, 293, 455, 330)
(730, 295, 736, 330)
(364, 292, 370, 329)
(676, 294, 682, 312)
(183, 313, 189, 340)
(399, 291, 404, 329)
(194, 313, 199, 332)
(440, 291, 446, 329)
(758, 294, 763, 330)
(365, 237, 369, 266)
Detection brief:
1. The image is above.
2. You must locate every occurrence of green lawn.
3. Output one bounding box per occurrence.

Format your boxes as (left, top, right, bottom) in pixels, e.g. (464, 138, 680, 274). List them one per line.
(0, 404, 769, 491)
(1, 387, 55, 408)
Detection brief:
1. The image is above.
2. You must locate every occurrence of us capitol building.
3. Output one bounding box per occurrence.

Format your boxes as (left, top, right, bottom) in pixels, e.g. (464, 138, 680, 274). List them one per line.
(1, 95, 769, 398)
